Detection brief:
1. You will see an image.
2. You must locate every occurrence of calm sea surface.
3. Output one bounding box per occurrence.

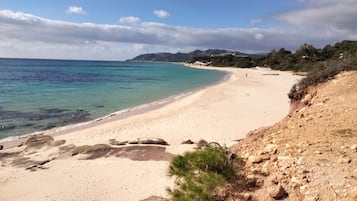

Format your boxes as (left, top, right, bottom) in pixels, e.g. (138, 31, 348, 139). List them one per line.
(0, 58, 226, 139)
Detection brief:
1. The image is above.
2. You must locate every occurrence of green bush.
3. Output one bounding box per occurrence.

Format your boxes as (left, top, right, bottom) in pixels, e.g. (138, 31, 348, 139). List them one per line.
(288, 56, 357, 101)
(167, 146, 241, 201)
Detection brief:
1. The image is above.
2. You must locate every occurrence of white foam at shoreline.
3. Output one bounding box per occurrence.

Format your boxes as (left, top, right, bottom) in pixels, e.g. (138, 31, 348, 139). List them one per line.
(0, 70, 229, 145)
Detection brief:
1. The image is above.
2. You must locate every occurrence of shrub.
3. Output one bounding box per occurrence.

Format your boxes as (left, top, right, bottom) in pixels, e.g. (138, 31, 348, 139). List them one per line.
(167, 146, 241, 201)
(288, 56, 357, 102)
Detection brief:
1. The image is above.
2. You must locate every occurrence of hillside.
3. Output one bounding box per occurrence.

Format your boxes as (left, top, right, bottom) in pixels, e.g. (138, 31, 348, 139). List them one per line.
(127, 49, 254, 62)
(230, 71, 357, 200)
(188, 40, 357, 72)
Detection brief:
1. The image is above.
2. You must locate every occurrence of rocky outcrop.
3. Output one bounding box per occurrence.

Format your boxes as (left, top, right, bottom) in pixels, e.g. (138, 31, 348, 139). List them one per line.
(109, 138, 169, 146)
(230, 72, 357, 201)
(138, 138, 168, 145)
(24, 135, 54, 148)
(269, 185, 288, 200)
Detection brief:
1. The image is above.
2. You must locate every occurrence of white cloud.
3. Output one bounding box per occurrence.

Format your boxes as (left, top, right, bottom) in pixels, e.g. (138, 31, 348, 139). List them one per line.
(275, 0, 357, 31)
(119, 16, 141, 24)
(0, 8, 356, 60)
(66, 6, 86, 15)
(154, 10, 170, 19)
(254, 33, 264, 40)
(250, 19, 262, 26)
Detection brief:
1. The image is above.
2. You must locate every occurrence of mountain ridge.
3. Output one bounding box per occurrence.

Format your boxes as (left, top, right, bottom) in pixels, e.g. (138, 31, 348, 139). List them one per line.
(127, 49, 256, 62)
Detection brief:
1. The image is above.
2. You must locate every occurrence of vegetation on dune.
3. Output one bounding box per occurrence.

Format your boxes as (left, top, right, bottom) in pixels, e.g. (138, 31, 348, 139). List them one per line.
(167, 145, 242, 201)
(189, 40, 357, 102)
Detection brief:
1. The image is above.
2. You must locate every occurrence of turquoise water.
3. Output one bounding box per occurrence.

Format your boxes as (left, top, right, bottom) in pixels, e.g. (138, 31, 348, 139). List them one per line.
(0, 59, 226, 139)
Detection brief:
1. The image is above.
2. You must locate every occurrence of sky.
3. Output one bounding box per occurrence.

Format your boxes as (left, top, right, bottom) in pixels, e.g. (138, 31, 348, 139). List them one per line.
(0, 0, 356, 60)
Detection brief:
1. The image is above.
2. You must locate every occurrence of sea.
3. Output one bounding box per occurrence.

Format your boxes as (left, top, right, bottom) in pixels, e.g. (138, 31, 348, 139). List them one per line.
(0, 58, 226, 139)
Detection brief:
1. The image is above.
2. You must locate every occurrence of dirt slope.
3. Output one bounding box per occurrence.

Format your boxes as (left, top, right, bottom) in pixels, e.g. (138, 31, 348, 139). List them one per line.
(231, 71, 357, 201)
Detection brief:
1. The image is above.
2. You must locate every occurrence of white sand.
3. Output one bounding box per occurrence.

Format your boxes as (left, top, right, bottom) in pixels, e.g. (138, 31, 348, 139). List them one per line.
(0, 66, 301, 201)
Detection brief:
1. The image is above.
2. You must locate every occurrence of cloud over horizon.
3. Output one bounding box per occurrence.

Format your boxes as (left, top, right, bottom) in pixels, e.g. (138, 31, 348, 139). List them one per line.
(153, 10, 170, 19)
(0, 1, 356, 60)
(66, 6, 86, 15)
(119, 16, 141, 24)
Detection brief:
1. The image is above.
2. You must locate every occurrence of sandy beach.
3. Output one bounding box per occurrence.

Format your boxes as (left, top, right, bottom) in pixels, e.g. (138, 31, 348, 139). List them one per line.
(0, 65, 301, 201)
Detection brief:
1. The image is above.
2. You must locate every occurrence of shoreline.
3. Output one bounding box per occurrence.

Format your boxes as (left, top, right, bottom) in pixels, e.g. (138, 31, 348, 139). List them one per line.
(0, 65, 301, 201)
(0, 63, 231, 149)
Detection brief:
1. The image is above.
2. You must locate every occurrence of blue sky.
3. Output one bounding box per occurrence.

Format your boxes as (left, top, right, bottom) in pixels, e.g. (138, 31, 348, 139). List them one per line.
(0, 0, 356, 60)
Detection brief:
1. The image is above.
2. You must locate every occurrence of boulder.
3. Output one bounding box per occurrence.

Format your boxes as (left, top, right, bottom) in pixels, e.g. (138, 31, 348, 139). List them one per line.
(181, 139, 194, 144)
(109, 139, 127, 146)
(54, 139, 66, 146)
(269, 185, 288, 200)
(25, 135, 54, 148)
(128, 140, 139, 144)
(138, 138, 168, 145)
(248, 155, 263, 164)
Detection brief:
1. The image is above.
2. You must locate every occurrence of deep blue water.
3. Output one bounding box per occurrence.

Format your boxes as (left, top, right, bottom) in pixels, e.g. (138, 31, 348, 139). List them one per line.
(0, 58, 226, 139)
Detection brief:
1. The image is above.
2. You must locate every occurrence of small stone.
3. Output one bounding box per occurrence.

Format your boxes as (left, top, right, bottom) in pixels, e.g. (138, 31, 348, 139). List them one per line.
(263, 144, 278, 154)
(271, 176, 279, 185)
(109, 139, 127, 146)
(54, 139, 66, 146)
(351, 144, 357, 151)
(297, 157, 306, 165)
(338, 157, 352, 164)
(262, 161, 270, 168)
(278, 156, 291, 161)
(248, 155, 263, 164)
(352, 169, 357, 179)
(300, 185, 307, 191)
(243, 152, 250, 159)
(181, 139, 194, 144)
(243, 193, 251, 201)
(246, 175, 257, 188)
(303, 195, 320, 201)
(301, 94, 312, 105)
(261, 154, 271, 161)
(290, 176, 300, 187)
(269, 185, 288, 200)
(128, 140, 139, 144)
(261, 168, 270, 176)
(0, 144, 3, 150)
(314, 150, 322, 154)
